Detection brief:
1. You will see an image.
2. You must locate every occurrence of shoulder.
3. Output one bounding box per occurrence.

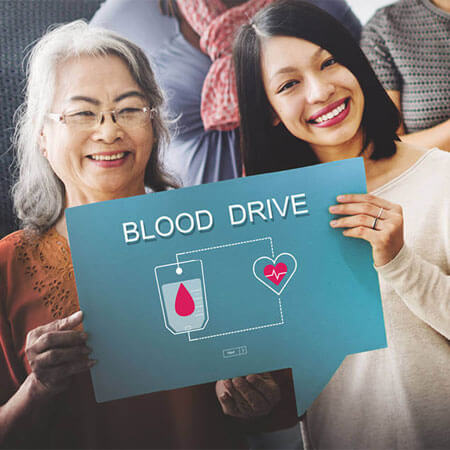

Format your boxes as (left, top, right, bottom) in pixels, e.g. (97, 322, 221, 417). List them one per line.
(419, 148, 450, 173)
(90, 0, 178, 58)
(0, 230, 29, 261)
(363, 0, 417, 36)
(364, 0, 434, 34)
(0, 230, 42, 272)
(398, 145, 450, 188)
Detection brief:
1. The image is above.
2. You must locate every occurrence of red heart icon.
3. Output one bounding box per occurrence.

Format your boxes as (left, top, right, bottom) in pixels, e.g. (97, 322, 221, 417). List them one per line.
(264, 263, 288, 286)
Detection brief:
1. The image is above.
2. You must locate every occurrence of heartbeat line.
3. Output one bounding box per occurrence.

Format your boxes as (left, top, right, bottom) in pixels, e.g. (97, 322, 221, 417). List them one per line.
(265, 270, 287, 280)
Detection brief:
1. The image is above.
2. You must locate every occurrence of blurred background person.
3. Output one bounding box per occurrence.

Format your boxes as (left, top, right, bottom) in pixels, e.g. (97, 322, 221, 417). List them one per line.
(361, 0, 450, 151)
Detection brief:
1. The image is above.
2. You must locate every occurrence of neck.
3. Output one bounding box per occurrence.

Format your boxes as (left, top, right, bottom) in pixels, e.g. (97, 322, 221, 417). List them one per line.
(311, 131, 367, 164)
(55, 216, 69, 240)
(65, 183, 146, 208)
(431, 0, 450, 12)
(56, 185, 146, 242)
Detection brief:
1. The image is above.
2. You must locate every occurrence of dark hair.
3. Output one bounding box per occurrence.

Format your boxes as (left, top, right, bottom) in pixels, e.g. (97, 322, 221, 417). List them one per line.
(159, 0, 179, 17)
(233, 0, 400, 175)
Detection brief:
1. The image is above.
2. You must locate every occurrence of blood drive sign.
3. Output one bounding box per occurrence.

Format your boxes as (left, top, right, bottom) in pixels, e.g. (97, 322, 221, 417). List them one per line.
(66, 158, 386, 415)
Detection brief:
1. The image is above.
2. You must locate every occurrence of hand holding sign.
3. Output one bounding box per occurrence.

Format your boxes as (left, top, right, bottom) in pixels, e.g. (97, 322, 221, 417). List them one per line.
(216, 373, 281, 419)
(329, 193, 404, 267)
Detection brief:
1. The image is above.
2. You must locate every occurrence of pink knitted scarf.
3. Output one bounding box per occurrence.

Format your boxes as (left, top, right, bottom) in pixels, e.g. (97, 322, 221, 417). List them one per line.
(177, 0, 276, 131)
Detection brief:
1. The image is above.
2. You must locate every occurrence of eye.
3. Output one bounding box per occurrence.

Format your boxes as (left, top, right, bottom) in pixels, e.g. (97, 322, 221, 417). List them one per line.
(69, 110, 96, 117)
(277, 80, 299, 93)
(321, 57, 337, 70)
(119, 107, 141, 114)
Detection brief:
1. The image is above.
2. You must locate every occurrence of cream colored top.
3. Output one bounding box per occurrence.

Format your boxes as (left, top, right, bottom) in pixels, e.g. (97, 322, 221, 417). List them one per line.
(309, 148, 450, 449)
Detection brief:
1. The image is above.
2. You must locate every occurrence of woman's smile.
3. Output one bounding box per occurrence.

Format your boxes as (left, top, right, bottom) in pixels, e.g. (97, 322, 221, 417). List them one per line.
(307, 97, 350, 127)
(87, 150, 131, 167)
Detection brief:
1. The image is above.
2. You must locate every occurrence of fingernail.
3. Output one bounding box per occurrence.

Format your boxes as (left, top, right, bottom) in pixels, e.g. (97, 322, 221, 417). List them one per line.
(337, 195, 345, 201)
(329, 206, 337, 213)
(88, 359, 97, 366)
(330, 220, 337, 227)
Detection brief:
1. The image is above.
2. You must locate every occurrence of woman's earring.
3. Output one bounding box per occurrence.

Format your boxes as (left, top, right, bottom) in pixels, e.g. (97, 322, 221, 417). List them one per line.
(39, 131, 47, 157)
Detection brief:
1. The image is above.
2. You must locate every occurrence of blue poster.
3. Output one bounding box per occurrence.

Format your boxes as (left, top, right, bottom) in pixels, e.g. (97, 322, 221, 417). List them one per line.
(66, 158, 386, 415)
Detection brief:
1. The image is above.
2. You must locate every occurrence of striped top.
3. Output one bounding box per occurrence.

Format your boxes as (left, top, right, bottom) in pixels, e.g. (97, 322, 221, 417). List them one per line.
(361, 0, 450, 133)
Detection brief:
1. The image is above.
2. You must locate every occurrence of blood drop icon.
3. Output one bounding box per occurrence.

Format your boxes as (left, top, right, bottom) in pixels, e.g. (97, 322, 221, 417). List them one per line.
(175, 283, 195, 316)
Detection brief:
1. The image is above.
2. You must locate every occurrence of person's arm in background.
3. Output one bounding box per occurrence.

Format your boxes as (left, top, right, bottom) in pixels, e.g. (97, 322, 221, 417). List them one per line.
(361, 14, 450, 152)
(386, 90, 450, 151)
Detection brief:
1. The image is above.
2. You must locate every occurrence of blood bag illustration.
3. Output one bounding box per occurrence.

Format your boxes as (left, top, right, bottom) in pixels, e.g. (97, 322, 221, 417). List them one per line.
(155, 260, 208, 335)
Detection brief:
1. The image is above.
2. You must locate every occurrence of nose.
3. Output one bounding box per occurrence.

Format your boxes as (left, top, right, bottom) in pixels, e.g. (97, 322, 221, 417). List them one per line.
(91, 112, 123, 143)
(305, 76, 335, 105)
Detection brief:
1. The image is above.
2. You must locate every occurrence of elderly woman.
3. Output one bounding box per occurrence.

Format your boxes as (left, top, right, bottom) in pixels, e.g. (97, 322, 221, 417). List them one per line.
(0, 21, 296, 449)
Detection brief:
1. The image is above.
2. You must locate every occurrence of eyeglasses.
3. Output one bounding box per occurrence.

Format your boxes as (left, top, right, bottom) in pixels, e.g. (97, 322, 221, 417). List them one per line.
(46, 106, 155, 130)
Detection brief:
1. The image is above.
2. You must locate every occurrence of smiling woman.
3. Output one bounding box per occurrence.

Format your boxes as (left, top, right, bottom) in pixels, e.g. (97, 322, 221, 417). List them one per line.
(0, 20, 297, 449)
(233, 1, 450, 449)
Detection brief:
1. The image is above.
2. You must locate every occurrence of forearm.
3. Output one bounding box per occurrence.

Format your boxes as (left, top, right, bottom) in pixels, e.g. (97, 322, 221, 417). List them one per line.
(376, 245, 450, 339)
(399, 119, 450, 152)
(0, 374, 48, 445)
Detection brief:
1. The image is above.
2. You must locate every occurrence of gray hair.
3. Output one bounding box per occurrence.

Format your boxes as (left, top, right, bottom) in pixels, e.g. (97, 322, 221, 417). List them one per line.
(12, 20, 177, 234)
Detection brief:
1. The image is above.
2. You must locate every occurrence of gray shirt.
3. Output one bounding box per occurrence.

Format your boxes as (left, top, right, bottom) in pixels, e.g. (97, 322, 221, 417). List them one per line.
(361, 0, 450, 133)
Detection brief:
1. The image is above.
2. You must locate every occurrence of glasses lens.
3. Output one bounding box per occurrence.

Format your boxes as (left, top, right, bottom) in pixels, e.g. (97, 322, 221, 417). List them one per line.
(116, 108, 150, 128)
(65, 111, 98, 129)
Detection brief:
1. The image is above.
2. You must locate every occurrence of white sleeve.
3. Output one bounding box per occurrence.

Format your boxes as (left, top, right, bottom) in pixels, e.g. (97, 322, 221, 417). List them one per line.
(376, 245, 450, 339)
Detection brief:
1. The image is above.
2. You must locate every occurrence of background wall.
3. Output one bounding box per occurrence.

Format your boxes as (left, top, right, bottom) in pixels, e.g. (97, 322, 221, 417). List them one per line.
(349, 0, 396, 24)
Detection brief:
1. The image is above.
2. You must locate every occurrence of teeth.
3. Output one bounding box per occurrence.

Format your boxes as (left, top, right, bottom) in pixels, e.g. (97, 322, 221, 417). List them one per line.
(314, 102, 346, 123)
(90, 152, 125, 161)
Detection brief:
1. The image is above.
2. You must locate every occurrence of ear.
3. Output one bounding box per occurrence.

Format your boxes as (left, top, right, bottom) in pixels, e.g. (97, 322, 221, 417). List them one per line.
(270, 105, 281, 126)
(272, 113, 281, 127)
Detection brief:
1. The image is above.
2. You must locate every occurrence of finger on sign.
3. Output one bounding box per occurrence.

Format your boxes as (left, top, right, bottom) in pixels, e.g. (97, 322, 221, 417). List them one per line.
(329, 202, 390, 218)
(336, 194, 394, 210)
(232, 377, 267, 412)
(32, 330, 88, 353)
(330, 214, 382, 229)
(228, 378, 254, 416)
(246, 374, 280, 404)
(35, 345, 92, 367)
(342, 226, 378, 240)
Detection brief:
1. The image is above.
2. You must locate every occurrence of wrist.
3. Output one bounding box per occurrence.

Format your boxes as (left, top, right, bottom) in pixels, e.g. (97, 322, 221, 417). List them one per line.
(23, 373, 52, 407)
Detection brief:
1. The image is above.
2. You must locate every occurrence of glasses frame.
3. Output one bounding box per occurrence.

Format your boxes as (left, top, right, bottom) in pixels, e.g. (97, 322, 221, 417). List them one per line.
(46, 106, 155, 129)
